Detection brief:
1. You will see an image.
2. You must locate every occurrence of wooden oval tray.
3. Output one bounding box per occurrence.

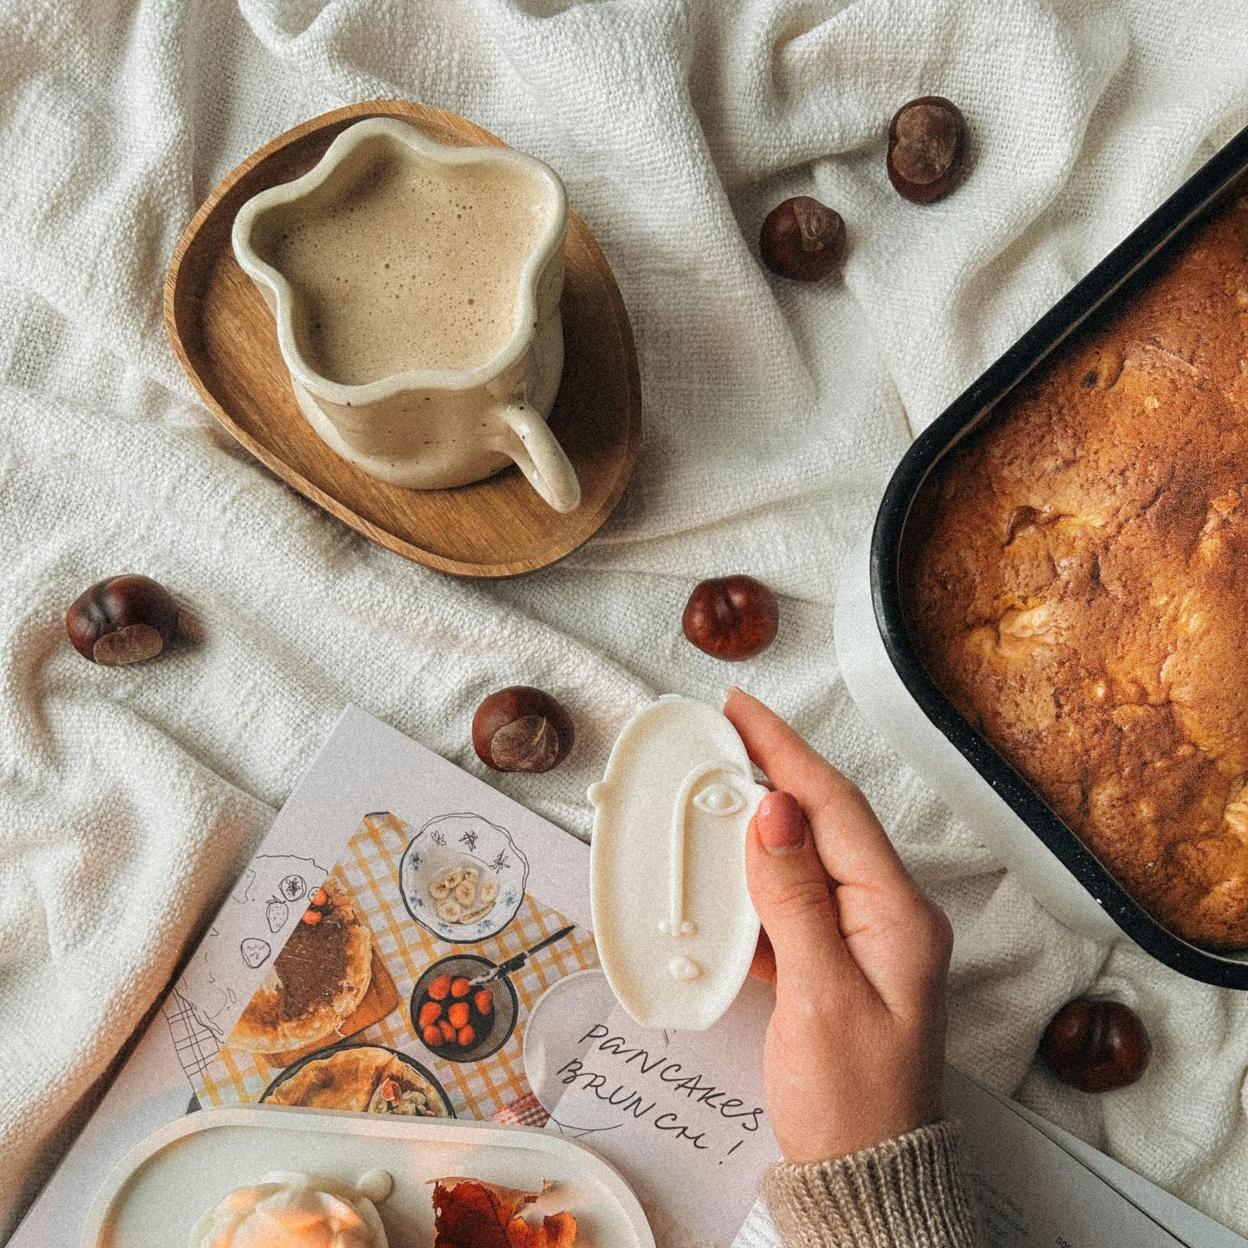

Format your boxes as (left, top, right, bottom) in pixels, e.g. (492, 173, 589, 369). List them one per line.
(165, 101, 641, 578)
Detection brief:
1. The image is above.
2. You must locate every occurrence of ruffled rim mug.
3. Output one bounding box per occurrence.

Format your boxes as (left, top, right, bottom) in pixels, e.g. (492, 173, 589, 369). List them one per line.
(231, 117, 580, 513)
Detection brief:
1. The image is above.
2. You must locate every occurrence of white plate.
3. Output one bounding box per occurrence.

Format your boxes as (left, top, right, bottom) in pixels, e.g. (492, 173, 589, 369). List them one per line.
(400, 812, 530, 941)
(523, 970, 622, 1131)
(82, 1105, 654, 1248)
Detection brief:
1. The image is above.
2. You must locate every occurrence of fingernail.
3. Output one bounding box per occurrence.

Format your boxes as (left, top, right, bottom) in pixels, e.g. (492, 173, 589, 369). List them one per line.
(756, 791, 806, 855)
(721, 685, 740, 708)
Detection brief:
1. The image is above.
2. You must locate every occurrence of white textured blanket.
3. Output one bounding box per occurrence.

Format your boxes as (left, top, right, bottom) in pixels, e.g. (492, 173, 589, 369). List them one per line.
(2, 0, 1247, 1237)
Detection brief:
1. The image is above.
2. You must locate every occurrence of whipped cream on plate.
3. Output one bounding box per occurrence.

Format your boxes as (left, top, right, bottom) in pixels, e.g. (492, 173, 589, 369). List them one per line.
(189, 1170, 391, 1248)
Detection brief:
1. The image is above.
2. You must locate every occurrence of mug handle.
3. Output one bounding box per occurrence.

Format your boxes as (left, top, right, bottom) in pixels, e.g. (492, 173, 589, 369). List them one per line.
(498, 404, 581, 513)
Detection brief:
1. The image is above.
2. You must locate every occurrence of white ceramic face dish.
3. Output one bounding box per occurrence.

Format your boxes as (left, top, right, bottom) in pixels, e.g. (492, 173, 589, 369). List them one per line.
(231, 117, 580, 513)
(589, 696, 767, 1030)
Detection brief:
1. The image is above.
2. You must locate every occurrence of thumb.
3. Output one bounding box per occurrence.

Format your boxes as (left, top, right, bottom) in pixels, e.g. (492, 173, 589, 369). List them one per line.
(746, 791, 853, 989)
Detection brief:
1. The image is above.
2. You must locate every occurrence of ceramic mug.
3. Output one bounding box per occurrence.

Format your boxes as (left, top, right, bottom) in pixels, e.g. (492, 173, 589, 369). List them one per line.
(231, 117, 580, 513)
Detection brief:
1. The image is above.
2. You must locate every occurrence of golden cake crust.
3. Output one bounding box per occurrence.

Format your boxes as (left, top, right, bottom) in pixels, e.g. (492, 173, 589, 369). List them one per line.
(905, 193, 1248, 950)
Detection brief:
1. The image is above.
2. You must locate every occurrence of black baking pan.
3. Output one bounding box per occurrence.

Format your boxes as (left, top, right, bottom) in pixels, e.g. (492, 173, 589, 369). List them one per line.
(871, 122, 1248, 990)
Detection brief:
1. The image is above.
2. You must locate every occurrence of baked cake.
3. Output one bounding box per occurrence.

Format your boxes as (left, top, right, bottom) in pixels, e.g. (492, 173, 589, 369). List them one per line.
(905, 191, 1248, 950)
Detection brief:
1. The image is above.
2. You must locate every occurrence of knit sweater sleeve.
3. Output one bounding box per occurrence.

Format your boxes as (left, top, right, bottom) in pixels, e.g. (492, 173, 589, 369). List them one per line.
(759, 1121, 979, 1248)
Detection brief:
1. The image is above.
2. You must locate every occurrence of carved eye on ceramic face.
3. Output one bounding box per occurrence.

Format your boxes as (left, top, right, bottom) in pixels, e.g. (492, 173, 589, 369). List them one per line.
(692, 781, 746, 816)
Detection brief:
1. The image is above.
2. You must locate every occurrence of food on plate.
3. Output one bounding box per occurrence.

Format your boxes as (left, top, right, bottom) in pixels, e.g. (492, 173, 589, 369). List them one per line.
(433, 1177, 577, 1248)
(415, 973, 497, 1054)
(904, 192, 1248, 949)
(759, 196, 847, 282)
(589, 695, 768, 1029)
(428, 862, 500, 925)
(437, 898, 464, 923)
(682, 575, 778, 661)
(190, 1170, 392, 1248)
(472, 686, 575, 773)
(228, 877, 372, 1053)
(190, 1171, 581, 1248)
(65, 573, 180, 666)
(265, 1045, 448, 1117)
(1039, 998, 1151, 1093)
(886, 95, 970, 203)
(403, 815, 529, 940)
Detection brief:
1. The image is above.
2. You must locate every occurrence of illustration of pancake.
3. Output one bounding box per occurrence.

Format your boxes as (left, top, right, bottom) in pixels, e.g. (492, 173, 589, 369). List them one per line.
(228, 875, 373, 1054)
(589, 696, 767, 1030)
(265, 1045, 450, 1118)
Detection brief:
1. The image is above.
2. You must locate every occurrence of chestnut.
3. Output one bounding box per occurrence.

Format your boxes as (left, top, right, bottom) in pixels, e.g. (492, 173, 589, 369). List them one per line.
(682, 575, 778, 661)
(65, 574, 180, 666)
(887, 96, 969, 204)
(759, 196, 847, 282)
(1039, 997, 1151, 1093)
(472, 686, 574, 773)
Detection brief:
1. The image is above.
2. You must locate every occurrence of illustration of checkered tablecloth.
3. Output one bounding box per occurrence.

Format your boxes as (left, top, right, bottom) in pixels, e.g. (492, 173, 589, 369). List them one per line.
(195, 811, 597, 1122)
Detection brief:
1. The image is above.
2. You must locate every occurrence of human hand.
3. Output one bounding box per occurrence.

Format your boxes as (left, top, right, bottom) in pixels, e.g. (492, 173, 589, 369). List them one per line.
(724, 688, 954, 1164)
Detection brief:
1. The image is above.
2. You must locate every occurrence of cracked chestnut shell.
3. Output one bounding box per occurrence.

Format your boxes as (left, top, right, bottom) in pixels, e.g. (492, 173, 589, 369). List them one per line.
(472, 686, 574, 773)
(65, 574, 180, 666)
(887, 96, 969, 204)
(759, 196, 847, 281)
(1039, 998, 1151, 1093)
(682, 575, 779, 661)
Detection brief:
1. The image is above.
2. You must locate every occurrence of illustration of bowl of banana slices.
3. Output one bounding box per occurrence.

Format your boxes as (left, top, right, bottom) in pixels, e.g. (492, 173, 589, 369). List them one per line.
(399, 812, 530, 941)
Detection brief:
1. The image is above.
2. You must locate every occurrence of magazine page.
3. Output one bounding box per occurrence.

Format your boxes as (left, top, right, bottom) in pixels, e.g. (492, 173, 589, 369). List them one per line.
(13, 706, 776, 1248)
(14, 706, 1243, 1248)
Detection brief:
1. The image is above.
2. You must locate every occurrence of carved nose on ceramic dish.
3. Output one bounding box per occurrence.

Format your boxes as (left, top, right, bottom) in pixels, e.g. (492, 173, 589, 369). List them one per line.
(231, 117, 581, 513)
(658, 766, 752, 950)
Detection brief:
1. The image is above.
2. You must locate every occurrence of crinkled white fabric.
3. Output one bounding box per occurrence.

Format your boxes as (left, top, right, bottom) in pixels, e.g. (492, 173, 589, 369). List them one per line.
(1, 0, 1247, 1239)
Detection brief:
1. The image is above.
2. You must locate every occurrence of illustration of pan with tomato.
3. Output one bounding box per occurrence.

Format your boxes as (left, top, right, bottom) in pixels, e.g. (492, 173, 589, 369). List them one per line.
(410, 925, 576, 1063)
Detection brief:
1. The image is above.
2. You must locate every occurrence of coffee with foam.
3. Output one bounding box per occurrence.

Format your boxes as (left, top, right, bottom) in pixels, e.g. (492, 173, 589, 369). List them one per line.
(261, 149, 550, 386)
(233, 118, 580, 510)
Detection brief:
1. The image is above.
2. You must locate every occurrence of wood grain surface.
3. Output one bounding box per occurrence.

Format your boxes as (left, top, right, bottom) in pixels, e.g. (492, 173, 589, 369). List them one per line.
(165, 99, 641, 578)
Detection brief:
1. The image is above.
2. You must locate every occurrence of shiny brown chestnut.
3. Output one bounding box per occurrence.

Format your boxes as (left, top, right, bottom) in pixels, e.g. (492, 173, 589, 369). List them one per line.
(65, 574, 180, 666)
(759, 196, 847, 281)
(682, 575, 779, 661)
(1039, 998, 1151, 1093)
(887, 96, 969, 204)
(472, 686, 574, 773)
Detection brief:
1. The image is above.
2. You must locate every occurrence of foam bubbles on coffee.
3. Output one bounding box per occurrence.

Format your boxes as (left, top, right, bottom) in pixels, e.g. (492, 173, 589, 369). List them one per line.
(263, 150, 550, 386)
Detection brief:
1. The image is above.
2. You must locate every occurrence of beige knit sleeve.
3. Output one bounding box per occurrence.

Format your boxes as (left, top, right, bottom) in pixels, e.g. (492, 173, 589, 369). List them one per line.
(760, 1121, 979, 1248)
